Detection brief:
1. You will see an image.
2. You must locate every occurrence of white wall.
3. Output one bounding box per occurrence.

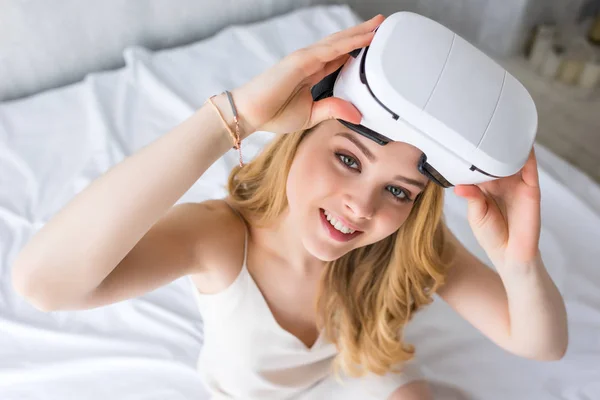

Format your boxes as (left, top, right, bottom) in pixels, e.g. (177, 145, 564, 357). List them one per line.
(0, 0, 569, 102)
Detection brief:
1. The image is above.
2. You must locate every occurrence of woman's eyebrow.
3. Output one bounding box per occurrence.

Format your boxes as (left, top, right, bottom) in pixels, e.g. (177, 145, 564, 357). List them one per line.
(395, 176, 426, 190)
(335, 132, 375, 162)
(334, 132, 426, 190)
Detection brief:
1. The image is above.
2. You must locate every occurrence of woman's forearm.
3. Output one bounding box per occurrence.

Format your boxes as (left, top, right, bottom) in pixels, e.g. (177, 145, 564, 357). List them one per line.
(12, 93, 249, 306)
(499, 251, 568, 360)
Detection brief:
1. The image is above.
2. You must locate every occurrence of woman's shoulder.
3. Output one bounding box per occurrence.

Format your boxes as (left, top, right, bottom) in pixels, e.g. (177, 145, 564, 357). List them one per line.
(187, 197, 249, 294)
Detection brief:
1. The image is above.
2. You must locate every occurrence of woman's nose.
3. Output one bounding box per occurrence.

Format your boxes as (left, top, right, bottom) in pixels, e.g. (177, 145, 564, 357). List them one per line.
(343, 192, 375, 220)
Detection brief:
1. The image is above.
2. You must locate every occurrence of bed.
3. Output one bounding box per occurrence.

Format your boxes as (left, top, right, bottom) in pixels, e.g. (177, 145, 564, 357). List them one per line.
(2, 4, 600, 399)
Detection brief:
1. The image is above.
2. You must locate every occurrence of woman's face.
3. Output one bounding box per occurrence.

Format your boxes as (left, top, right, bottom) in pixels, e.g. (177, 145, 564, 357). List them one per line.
(286, 119, 430, 261)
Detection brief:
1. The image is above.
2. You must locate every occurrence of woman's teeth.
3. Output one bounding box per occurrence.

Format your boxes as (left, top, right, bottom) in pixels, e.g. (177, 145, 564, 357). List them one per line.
(324, 209, 355, 234)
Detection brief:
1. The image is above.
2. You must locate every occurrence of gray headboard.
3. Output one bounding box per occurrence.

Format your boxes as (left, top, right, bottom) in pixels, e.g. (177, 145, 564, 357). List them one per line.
(0, 0, 543, 102)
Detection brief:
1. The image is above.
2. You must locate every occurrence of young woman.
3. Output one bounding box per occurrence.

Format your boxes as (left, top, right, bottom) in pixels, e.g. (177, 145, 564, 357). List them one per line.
(13, 14, 568, 400)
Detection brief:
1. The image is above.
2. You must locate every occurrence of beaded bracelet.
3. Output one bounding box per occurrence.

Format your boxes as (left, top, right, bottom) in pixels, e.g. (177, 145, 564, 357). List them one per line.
(205, 90, 244, 167)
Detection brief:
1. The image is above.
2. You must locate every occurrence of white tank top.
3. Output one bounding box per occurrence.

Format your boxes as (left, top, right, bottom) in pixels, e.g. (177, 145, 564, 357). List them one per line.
(187, 204, 338, 399)
(187, 203, 424, 399)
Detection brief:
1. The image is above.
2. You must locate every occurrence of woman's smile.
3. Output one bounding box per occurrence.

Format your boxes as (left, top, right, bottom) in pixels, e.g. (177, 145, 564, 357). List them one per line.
(319, 208, 363, 242)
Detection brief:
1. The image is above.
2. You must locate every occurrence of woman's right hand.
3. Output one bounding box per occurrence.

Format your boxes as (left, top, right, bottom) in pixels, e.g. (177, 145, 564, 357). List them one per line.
(231, 14, 386, 136)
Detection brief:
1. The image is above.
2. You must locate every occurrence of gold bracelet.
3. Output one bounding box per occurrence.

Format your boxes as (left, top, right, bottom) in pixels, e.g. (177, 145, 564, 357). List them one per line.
(205, 92, 244, 167)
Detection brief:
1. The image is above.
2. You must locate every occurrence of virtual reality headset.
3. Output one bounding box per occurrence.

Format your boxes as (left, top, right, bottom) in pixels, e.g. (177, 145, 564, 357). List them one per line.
(311, 12, 538, 188)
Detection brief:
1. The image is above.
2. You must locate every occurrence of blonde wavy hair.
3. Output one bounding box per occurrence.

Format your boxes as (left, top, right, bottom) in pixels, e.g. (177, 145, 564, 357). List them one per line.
(226, 126, 455, 377)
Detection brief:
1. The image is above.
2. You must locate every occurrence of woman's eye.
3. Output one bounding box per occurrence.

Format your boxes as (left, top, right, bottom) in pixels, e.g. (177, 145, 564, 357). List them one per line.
(335, 152, 413, 203)
(387, 185, 410, 202)
(338, 154, 359, 169)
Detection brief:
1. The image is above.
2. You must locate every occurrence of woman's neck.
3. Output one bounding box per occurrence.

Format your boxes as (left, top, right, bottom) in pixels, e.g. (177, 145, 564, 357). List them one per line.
(249, 208, 326, 276)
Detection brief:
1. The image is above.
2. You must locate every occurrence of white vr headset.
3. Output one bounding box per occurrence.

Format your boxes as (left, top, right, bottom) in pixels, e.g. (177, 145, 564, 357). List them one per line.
(311, 12, 538, 188)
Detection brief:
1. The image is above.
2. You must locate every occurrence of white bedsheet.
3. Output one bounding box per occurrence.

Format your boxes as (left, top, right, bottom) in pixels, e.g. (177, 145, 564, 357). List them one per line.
(1, 5, 599, 399)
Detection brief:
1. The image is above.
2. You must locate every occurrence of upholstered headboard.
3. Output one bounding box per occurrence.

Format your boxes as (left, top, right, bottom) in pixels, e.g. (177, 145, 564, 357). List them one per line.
(0, 0, 538, 102)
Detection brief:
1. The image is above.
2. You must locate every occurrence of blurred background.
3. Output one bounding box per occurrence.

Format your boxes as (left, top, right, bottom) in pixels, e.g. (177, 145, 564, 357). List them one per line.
(1, 0, 599, 183)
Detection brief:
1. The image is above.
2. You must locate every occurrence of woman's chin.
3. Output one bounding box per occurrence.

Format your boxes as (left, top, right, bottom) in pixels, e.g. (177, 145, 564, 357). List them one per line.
(304, 237, 347, 262)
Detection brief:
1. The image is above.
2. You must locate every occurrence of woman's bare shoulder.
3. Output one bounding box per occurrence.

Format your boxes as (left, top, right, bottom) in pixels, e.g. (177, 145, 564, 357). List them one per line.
(187, 197, 248, 294)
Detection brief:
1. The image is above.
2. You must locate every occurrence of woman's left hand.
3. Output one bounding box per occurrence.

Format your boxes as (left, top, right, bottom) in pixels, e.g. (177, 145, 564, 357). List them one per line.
(453, 147, 541, 267)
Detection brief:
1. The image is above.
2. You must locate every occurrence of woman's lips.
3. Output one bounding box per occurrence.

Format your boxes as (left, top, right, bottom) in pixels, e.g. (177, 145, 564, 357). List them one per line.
(319, 208, 363, 242)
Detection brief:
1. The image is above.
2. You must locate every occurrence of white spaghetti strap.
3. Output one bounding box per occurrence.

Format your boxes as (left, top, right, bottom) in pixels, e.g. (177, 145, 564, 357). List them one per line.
(223, 199, 249, 268)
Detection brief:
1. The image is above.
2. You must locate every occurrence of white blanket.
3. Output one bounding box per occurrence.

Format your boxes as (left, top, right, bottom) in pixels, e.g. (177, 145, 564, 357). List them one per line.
(1, 5, 599, 399)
